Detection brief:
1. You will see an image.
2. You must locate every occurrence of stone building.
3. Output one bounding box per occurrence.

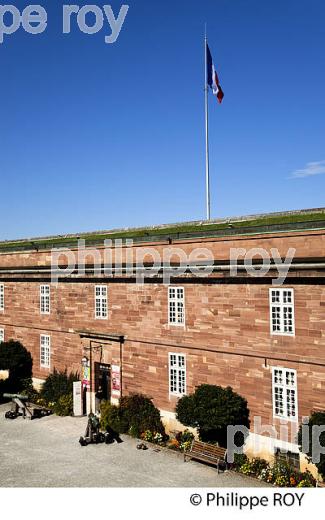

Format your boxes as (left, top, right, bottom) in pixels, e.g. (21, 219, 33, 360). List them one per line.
(0, 207, 324, 468)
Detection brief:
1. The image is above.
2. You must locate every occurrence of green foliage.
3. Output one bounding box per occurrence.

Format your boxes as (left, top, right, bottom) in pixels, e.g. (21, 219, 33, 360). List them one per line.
(176, 429, 195, 444)
(239, 457, 269, 477)
(20, 378, 40, 402)
(128, 424, 141, 438)
(175, 429, 195, 451)
(0, 340, 33, 396)
(176, 384, 250, 447)
(141, 430, 164, 444)
(100, 401, 129, 433)
(235, 458, 316, 487)
(120, 394, 165, 436)
(232, 453, 249, 470)
(40, 368, 79, 404)
(2, 210, 324, 253)
(53, 394, 73, 416)
(100, 394, 165, 438)
(298, 410, 325, 479)
(257, 461, 316, 487)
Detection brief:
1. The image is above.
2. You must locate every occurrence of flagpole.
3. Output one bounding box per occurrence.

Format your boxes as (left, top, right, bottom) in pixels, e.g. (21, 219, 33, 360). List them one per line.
(204, 30, 211, 220)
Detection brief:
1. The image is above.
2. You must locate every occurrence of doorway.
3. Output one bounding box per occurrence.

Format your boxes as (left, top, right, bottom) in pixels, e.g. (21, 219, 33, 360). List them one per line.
(94, 362, 111, 405)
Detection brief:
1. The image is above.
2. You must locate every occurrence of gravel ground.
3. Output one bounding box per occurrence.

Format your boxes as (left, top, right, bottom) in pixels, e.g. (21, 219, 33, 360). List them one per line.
(0, 403, 269, 487)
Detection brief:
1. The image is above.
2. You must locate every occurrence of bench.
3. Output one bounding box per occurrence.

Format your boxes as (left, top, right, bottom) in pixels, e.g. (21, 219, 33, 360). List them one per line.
(184, 440, 227, 473)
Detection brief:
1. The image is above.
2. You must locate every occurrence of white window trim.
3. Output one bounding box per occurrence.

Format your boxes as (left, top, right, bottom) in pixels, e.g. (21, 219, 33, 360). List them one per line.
(272, 366, 298, 422)
(0, 328, 4, 343)
(269, 288, 295, 337)
(168, 352, 186, 397)
(40, 334, 51, 369)
(168, 286, 185, 327)
(95, 285, 108, 320)
(0, 283, 4, 311)
(40, 285, 50, 315)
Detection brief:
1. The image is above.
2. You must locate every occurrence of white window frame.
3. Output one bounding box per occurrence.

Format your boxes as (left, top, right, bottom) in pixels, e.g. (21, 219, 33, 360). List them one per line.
(272, 367, 298, 422)
(95, 285, 108, 319)
(40, 334, 50, 369)
(0, 283, 4, 311)
(40, 285, 50, 315)
(168, 286, 185, 326)
(269, 288, 295, 336)
(0, 328, 4, 343)
(169, 353, 186, 396)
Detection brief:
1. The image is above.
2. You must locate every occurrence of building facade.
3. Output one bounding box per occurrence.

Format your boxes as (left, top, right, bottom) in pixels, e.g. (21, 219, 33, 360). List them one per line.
(0, 208, 324, 468)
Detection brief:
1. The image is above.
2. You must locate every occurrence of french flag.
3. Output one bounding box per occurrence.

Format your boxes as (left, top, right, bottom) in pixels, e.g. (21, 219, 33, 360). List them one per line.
(206, 44, 224, 104)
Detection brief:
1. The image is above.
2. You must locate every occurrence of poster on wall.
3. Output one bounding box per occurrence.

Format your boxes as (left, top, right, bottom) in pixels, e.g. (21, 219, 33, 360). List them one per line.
(111, 365, 121, 397)
(82, 365, 90, 389)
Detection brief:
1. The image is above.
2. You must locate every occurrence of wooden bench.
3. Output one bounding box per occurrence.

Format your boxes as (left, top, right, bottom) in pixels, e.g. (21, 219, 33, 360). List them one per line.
(184, 440, 227, 473)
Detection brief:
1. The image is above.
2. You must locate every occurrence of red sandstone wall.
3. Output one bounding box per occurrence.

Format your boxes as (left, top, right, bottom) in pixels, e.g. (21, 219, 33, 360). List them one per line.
(0, 280, 324, 436)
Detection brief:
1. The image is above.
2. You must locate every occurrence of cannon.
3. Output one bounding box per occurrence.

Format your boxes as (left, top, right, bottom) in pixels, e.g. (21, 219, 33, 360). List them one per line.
(3, 393, 52, 420)
(79, 413, 122, 446)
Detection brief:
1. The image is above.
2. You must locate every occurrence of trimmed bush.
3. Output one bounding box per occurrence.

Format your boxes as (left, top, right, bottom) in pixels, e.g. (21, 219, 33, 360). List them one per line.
(0, 340, 32, 396)
(120, 394, 165, 436)
(298, 410, 325, 479)
(176, 384, 250, 447)
(100, 393, 165, 438)
(176, 385, 250, 447)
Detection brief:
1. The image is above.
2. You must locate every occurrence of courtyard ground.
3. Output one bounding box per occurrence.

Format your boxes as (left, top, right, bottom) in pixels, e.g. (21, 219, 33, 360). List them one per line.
(0, 403, 269, 487)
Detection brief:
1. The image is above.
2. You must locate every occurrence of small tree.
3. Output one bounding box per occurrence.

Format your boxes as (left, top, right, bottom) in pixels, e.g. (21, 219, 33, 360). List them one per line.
(298, 411, 325, 480)
(176, 384, 250, 447)
(0, 340, 32, 395)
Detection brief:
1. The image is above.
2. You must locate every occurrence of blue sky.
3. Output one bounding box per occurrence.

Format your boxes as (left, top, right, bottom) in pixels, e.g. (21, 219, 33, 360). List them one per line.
(0, 0, 324, 240)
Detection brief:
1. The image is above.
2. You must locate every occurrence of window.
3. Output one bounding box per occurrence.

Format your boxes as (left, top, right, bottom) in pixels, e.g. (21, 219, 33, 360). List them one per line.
(169, 353, 186, 395)
(0, 328, 4, 343)
(40, 335, 50, 368)
(275, 448, 300, 470)
(95, 285, 108, 319)
(272, 367, 298, 421)
(269, 288, 294, 335)
(168, 287, 185, 325)
(40, 285, 50, 314)
(0, 284, 4, 311)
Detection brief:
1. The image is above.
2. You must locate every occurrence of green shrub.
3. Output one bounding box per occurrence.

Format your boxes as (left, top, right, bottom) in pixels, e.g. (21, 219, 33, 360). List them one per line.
(0, 340, 33, 397)
(20, 378, 39, 402)
(120, 394, 165, 436)
(100, 394, 165, 438)
(128, 424, 141, 438)
(176, 384, 250, 447)
(40, 369, 79, 404)
(53, 394, 73, 416)
(176, 429, 195, 444)
(232, 453, 249, 470)
(100, 401, 129, 433)
(298, 411, 325, 480)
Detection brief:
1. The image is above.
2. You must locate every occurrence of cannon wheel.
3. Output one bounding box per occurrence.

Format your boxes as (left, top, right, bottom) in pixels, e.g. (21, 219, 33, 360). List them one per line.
(5, 411, 18, 420)
(79, 436, 88, 447)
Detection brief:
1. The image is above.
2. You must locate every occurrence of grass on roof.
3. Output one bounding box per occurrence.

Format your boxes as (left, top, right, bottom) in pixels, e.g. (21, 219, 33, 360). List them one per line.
(0, 210, 324, 252)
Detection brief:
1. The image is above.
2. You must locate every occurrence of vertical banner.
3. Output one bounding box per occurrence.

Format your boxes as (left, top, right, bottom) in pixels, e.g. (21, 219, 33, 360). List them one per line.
(82, 364, 90, 389)
(111, 364, 121, 397)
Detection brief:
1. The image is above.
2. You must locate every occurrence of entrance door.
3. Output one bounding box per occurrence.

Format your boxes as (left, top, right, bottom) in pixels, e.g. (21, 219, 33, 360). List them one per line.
(94, 362, 111, 402)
